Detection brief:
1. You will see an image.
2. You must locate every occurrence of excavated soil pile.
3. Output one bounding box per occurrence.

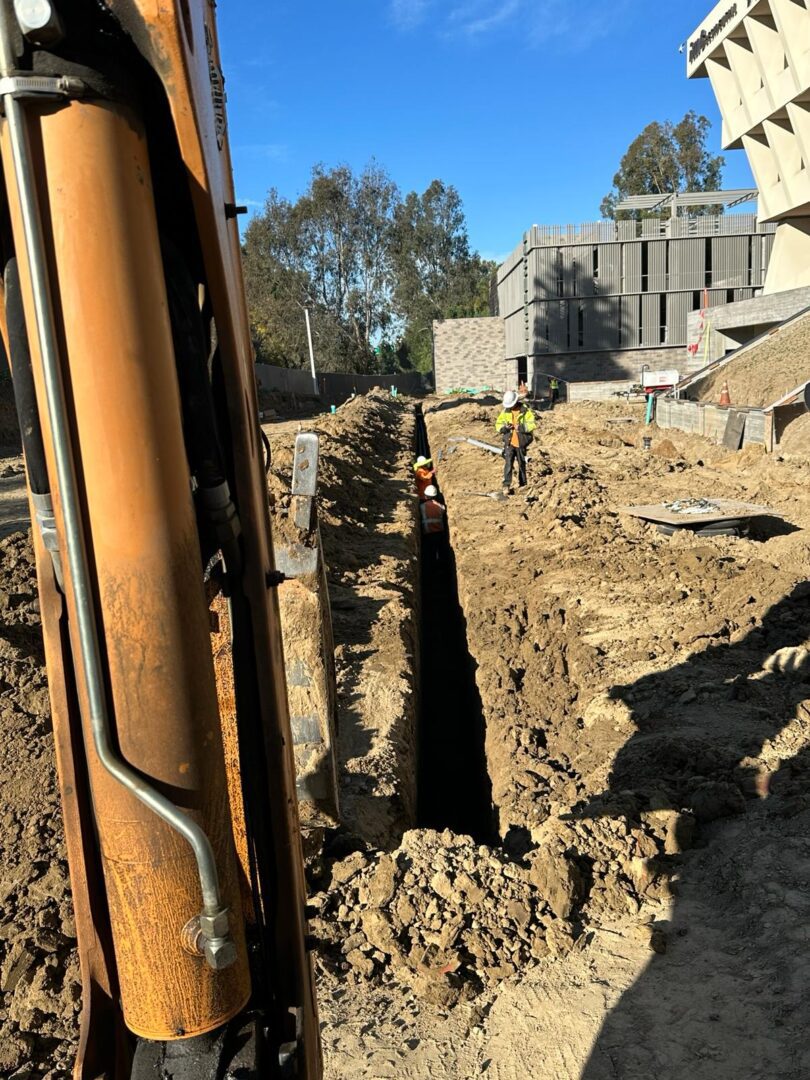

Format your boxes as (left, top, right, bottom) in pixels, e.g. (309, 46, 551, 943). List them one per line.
(309, 805, 695, 1008)
(698, 309, 810, 406)
(0, 533, 79, 1079)
(265, 390, 419, 848)
(425, 401, 810, 843)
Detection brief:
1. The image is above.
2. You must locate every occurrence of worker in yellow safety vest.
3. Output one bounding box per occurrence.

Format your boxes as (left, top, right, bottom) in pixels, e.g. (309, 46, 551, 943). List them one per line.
(496, 390, 537, 494)
(549, 376, 560, 407)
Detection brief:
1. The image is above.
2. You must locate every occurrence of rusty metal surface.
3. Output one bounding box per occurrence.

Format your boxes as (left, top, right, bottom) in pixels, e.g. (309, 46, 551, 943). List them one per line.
(100, 2, 322, 1072)
(1, 97, 250, 1041)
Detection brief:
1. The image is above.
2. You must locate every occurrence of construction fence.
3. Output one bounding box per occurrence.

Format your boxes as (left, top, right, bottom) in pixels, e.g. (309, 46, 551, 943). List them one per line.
(255, 364, 425, 405)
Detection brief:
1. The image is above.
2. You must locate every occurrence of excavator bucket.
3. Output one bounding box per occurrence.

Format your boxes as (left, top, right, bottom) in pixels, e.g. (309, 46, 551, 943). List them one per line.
(0, 1, 321, 1076)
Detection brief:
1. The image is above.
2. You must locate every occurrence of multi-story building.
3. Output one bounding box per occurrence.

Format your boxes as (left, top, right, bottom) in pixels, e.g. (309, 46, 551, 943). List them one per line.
(684, 0, 810, 361)
(496, 211, 775, 389)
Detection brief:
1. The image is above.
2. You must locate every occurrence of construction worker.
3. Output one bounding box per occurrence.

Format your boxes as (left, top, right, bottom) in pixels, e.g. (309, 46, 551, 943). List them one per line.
(420, 485, 446, 561)
(413, 455, 435, 499)
(420, 485, 446, 535)
(496, 390, 537, 494)
(549, 376, 560, 407)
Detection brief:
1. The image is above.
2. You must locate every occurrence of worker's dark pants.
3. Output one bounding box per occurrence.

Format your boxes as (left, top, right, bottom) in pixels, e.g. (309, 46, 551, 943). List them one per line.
(551, 389, 560, 407)
(503, 445, 527, 488)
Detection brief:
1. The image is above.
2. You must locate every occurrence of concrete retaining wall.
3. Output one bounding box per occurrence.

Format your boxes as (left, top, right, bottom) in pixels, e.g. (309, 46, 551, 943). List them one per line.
(686, 286, 810, 365)
(255, 364, 424, 404)
(505, 345, 707, 392)
(655, 397, 769, 448)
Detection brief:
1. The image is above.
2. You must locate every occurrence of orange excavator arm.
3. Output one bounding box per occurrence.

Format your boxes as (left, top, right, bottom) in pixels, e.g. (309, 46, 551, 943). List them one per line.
(0, 1, 321, 1075)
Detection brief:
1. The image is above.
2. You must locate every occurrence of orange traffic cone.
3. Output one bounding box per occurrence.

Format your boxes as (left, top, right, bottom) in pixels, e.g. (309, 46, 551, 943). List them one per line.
(719, 381, 731, 407)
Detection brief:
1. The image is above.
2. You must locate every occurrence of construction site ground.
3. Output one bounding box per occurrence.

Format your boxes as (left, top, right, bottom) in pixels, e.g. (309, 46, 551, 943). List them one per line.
(2, 388, 810, 1076)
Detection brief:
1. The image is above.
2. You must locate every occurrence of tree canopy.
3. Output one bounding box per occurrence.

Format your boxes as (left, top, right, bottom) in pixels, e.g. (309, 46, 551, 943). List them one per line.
(600, 111, 725, 219)
(242, 164, 494, 374)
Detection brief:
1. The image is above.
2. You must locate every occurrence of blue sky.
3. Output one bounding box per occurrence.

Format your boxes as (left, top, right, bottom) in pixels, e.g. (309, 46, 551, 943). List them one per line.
(218, 1, 755, 262)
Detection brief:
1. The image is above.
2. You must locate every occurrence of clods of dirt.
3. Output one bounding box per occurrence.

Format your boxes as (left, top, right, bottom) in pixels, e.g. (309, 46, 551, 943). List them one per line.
(0, 533, 79, 1079)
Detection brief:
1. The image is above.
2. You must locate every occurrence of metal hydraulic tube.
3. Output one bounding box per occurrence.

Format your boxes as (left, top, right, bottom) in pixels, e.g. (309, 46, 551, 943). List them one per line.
(0, 15, 250, 1042)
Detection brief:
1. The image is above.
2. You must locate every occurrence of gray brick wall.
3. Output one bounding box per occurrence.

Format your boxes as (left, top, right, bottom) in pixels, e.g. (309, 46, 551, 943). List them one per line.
(433, 317, 506, 392)
(434, 320, 707, 394)
(527, 346, 706, 387)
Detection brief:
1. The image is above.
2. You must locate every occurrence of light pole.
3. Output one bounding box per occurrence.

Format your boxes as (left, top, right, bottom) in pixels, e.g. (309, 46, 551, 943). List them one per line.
(304, 306, 318, 396)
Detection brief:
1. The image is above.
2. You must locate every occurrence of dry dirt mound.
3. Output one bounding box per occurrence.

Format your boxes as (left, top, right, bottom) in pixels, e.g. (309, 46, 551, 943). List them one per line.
(0, 533, 79, 1079)
(697, 309, 810, 407)
(266, 391, 419, 849)
(311, 795, 700, 1009)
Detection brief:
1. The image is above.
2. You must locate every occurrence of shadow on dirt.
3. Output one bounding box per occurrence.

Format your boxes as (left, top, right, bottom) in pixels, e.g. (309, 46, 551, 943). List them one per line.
(580, 582, 810, 1078)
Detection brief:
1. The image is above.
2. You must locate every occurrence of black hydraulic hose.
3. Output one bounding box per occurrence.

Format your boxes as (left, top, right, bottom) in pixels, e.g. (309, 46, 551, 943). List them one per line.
(5, 257, 49, 494)
(161, 237, 227, 491)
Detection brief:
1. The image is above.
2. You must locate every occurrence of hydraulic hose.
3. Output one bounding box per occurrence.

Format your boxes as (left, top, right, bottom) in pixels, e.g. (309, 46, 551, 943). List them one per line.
(5, 257, 47, 493)
(5, 256, 63, 584)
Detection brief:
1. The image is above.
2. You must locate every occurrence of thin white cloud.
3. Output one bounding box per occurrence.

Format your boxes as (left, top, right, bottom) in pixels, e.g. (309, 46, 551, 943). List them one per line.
(235, 143, 290, 162)
(391, 0, 429, 30)
(480, 249, 511, 263)
(447, 0, 521, 37)
(391, 0, 633, 48)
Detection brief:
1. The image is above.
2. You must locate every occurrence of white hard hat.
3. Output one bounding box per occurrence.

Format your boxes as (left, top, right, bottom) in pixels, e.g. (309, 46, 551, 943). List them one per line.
(424, 485, 438, 498)
(414, 455, 431, 468)
(503, 391, 519, 409)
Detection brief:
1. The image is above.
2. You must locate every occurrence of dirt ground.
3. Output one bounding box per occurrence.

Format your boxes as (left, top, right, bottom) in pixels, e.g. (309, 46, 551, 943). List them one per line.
(0, 532, 80, 1079)
(3, 391, 810, 1077)
(697, 310, 810, 406)
(0, 390, 420, 1076)
(316, 397, 810, 1078)
(265, 392, 419, 848)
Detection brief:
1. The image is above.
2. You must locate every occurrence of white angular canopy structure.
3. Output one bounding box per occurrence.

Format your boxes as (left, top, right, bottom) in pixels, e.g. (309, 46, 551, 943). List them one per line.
(687, 0, 810, 292)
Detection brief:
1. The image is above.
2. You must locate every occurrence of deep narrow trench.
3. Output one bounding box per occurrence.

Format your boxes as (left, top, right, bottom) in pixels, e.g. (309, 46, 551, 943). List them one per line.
(415, 408, 495, 842)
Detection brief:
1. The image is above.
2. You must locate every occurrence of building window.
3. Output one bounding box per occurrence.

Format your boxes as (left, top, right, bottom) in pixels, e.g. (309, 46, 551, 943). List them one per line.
(641, 242, 649, 293)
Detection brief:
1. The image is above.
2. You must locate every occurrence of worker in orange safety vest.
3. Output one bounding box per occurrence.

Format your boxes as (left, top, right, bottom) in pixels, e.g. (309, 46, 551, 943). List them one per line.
(420, 485, 446, 535)
(420, 485, 446, 561)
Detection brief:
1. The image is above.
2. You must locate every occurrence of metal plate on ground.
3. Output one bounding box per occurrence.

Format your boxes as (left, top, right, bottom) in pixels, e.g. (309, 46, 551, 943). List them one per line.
(618, 498, 774, 528)
(722, 410, 746, 451)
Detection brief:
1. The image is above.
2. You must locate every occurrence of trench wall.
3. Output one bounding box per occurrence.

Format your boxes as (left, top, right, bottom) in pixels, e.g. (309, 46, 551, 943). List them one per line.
(266, 394, 421, 850)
